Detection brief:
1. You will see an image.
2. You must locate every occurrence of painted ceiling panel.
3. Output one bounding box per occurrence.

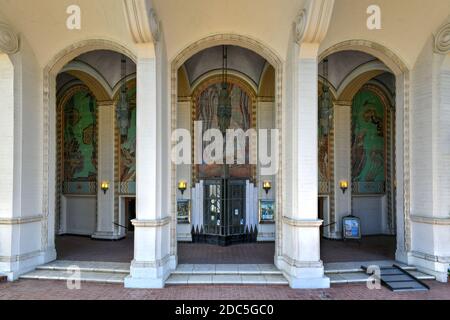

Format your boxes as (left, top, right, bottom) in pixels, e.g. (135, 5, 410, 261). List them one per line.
(74, 50, 136, 89)
(184, 45, 267, 87)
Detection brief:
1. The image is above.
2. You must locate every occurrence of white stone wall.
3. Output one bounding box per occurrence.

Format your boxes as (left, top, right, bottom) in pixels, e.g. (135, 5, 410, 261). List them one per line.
(61, 195, 96, 235)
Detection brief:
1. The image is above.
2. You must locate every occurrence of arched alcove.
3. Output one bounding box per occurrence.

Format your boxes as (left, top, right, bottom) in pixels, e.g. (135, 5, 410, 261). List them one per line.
(42, 40, 138, 262)
(172, 35, 282, 263)
(318, 40, 410, 263)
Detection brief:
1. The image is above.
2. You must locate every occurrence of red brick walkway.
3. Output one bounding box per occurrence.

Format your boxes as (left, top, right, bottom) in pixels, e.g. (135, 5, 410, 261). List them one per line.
(0, 279, 448, 300)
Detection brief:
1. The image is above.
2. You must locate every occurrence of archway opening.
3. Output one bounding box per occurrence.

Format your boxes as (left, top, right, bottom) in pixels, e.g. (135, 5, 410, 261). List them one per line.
(54, 50, 137, 263)
(175, 44, 278, 265)
(318, 50, 399, 263)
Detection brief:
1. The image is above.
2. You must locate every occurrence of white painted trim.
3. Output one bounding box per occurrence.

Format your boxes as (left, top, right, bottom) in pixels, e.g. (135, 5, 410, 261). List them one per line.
(131, 217, 171, 227)
(282, 217, 324, 228)
(0, 215, 43, 225)
(410, 215, 450, 225)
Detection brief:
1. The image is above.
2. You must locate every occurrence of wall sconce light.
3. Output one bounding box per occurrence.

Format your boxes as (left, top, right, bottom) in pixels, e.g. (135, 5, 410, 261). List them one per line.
(263, 181, 272, 195)
(101, 181, 110, 194)
(178, 181, 188, 195)
(339, 180, 349, 194)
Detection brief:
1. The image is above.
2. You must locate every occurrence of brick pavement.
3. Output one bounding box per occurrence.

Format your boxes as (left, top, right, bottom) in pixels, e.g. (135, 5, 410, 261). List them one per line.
(0, 279, 448, 300)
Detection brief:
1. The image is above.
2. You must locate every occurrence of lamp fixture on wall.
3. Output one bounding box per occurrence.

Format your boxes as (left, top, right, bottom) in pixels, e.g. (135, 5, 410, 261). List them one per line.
(101, 181, 110, 194)
(263, 181, 272, 195)
(339, 180, 349, 194)
(178, 181, 188, 196)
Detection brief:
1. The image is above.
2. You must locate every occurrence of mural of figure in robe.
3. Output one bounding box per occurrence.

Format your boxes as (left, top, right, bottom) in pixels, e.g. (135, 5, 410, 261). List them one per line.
(62, 89, 97, 194)
(351, 89, 386, 194)
(318, 84, 333, 191)
(196, 81, 253, 179)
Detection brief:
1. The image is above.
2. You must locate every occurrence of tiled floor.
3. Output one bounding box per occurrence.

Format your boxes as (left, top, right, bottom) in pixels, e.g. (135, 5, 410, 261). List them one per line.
(55, 235, 397, 264)
(1, 279, 449, 300)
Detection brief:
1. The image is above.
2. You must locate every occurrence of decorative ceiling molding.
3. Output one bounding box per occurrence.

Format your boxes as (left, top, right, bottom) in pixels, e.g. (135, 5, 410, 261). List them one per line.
(294, 0, 335, 45)
(434, 21, 450, 54)
(123, 0, 160, 44)
(0, 22, 20, 54)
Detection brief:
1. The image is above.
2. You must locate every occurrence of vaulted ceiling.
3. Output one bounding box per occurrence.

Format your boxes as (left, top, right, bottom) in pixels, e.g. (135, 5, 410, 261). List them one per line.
(57, 50, 136, 94)
(183, 45, 268, 88)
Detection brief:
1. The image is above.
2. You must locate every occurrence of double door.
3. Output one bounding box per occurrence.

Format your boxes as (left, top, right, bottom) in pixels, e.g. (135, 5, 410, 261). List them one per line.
(203, 179, 246, 238)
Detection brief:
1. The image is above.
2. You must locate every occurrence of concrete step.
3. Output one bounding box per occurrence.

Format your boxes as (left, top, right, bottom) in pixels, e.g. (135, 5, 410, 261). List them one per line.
(323, 261, 436, 285)
(20, 260, 435, 287)
(173, 264, 282, 276)
(36, 260, 130, 274)
(167, 264, 288, 285)
(20, 269, 127, 284)
(167, 274, 288, 285)
(326, 270, 435, 285)
(20, 260, 130, 284)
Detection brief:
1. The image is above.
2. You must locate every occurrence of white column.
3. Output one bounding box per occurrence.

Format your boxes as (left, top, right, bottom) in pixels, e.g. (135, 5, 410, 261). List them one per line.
(408, 46, 450, 282)
(125, 44, 174, 288)
(0, 53, 16, 280)
(333, 101, 352, 239)
(92, 101, 120, 240)
(277, 43, 330, 289)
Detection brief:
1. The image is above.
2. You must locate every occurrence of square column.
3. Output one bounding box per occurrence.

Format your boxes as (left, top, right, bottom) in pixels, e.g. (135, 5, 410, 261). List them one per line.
(332, 101, 353, 239)
(124, 44, 175, 289)
(276, 43, 330, 289)
(92, 101, 121, 240)
(408, 49, 450, 282)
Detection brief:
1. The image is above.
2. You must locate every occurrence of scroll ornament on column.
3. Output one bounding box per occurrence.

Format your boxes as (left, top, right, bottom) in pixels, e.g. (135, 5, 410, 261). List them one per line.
(0, 22, 19, 54)
(434, 22, 450, 54)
